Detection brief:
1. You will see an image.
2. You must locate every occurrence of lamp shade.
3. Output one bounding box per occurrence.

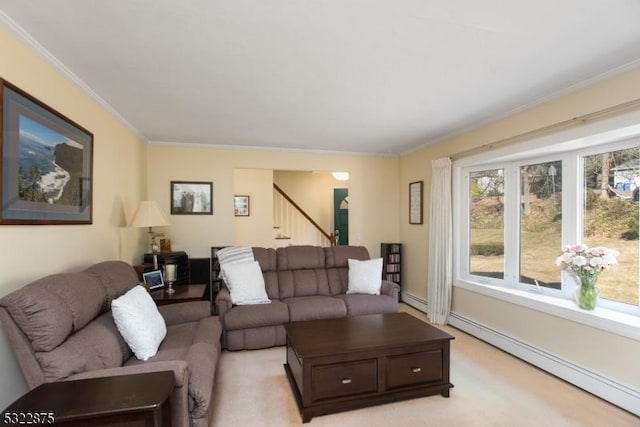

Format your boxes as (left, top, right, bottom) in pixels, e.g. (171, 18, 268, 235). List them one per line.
(130, 201, 170, 228)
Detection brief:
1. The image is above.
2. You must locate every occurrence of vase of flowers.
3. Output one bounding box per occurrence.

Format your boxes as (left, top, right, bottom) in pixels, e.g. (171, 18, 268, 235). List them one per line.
(555, 244, 619, 310)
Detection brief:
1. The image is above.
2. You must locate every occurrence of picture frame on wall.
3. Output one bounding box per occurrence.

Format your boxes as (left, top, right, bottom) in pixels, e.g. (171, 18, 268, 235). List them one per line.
(409, 180, 423, 224)
(234, 195, 250, 216)
(0, 79, 94, 225)
(170, 181, 213, 215)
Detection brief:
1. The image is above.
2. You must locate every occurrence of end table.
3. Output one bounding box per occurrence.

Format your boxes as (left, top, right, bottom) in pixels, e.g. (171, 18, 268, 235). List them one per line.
(1, 371, 174, 426)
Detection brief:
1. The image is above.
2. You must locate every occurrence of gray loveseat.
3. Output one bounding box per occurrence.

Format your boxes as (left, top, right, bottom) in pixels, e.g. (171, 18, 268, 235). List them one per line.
(216, 245, 400, 350)
(0, 261, 222, 427)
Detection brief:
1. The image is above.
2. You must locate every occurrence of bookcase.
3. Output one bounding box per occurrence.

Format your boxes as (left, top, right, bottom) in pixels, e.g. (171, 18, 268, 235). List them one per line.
(210, 246, 227, 307)
(380, 243, 401, 291)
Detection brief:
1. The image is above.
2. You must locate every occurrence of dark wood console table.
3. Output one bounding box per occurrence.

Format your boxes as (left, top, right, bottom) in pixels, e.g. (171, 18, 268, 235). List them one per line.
(1, 371, 174, 426)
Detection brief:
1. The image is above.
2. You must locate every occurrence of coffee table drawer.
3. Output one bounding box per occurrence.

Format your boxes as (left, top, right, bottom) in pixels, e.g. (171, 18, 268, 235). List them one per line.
(311, 359, 378, 401)
(386, 350, 443, 390)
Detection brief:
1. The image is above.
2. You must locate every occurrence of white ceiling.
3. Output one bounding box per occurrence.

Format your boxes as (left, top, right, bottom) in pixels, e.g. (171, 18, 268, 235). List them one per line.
(1, 1, 640, 156)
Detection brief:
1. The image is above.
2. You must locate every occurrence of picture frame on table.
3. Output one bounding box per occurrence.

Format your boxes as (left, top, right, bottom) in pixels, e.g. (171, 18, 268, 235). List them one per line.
(409, 181, 423, 224)
(234, 195, 250, 216)
(142, 270, 164, 290)
(170, 181, 213, 215)
(0, 79, 94, 225)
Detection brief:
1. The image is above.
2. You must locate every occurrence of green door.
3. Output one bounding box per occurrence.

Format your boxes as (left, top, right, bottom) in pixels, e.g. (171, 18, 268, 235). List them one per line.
(333, 188, 349, 245)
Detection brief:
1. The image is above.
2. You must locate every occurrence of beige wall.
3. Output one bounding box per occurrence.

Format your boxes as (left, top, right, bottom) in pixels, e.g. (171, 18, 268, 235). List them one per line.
(147, 145, 400, 257)
(0, 27, 147, 408)
(400, 66, 640, 388)
(234, 169, 273, 247)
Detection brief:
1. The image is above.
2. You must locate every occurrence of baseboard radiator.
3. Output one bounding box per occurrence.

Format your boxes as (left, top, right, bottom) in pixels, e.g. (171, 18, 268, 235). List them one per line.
(448, 312, 640, 417)
(400, 293, 640, 417)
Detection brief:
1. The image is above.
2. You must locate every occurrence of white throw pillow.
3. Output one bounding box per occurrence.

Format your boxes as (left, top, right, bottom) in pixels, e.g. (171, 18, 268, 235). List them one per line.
(222, 260, 271, 305)
(347, 258, 383, 295)
(111, 285, 167, 360)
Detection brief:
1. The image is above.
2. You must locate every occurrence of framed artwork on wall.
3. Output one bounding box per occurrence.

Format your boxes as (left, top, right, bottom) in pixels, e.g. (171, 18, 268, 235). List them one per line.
(234, 195, 250, 216)
(0, 79, 94, 225)
(409, 180, 423, 224)
(170, 181, 213, 215)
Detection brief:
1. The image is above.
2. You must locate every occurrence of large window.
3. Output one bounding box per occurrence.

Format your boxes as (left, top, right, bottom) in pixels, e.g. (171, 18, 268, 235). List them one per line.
(457, 138, 640, 314)
(469, 169, 504, 280)
(583, 147, 639, 306)
(519, 160, 562, 289)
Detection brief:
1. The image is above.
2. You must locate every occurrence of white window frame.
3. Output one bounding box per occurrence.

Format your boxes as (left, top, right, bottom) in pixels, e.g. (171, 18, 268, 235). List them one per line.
(453, 114, 640, 340)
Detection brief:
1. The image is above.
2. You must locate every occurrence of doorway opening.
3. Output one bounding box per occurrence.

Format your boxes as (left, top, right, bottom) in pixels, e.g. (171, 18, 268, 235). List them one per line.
(333, 188, 349, 245)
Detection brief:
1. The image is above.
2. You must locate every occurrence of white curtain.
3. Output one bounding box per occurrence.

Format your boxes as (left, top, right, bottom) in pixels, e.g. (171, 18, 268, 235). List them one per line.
(427, 157, 453, 325)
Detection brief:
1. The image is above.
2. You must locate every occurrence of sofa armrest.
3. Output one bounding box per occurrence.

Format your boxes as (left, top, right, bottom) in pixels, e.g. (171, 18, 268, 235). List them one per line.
(65, 360, 189, 388)
(381, 280, 400, 299)
(215, 288, 232, 320)
(158, 301, 211, 326)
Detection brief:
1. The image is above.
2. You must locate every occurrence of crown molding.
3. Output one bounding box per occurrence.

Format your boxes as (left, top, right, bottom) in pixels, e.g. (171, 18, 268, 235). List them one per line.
(149, 139, 399, 158)
(401, 58, 640, 157)
(0, 10, 147, 142)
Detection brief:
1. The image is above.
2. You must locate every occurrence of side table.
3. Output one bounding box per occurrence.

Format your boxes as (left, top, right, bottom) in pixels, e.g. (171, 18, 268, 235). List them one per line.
(150, 284, 209, 310)
(1, 371, 174, 426)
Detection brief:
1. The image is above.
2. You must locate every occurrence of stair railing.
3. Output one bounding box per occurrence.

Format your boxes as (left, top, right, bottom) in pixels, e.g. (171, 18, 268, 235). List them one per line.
(273, 183, 335, 247)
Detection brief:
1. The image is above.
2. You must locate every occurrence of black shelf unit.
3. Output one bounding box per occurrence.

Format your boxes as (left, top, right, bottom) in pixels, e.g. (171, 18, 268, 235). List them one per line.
(210, 246, 227, 307)
(143, 251, 189, 285)
(381, 243, 401, 299)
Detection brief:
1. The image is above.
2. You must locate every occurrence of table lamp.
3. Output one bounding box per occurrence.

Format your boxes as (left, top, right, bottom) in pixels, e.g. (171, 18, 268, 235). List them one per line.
(130, 200, 170, 269)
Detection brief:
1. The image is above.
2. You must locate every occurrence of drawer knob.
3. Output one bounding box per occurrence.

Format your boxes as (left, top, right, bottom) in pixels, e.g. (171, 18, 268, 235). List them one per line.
(411, 367, 422, 373)
(341, 378, 352, 384)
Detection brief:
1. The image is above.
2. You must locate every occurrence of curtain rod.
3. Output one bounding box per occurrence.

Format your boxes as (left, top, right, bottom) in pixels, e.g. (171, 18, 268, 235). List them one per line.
(451, 97, 640, 161)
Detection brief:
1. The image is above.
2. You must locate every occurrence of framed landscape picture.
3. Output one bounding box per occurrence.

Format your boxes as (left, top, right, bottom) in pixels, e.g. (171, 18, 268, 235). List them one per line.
(0, 79, 94, 225)
(171, 181, 213, 214)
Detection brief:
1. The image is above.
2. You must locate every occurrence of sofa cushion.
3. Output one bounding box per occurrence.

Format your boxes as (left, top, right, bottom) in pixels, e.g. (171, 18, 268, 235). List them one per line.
(347, 258, 383, 295)
(335, 294, 399, 317)
(223, 300, 289, 330)
(277, 245, 326, 270)
(324, 245, 371, 268)
(84, 261, 139, 309)
(278, 269, 331, 298)
(111, 285, 167, 361)
(324, 246, 371, 294)
(35, 311, 132, 382)
(252, 247, 279, 299)
(284, 296, 347, 321)
(0, 272, 105, 352)
(126, 316, 223, 421)
(222, 261, 271, 305)
(277, 244, 330, 298)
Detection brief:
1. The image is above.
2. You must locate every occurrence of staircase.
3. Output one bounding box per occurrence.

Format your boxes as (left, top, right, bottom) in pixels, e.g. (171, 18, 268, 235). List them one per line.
(273, 184, 334, 247)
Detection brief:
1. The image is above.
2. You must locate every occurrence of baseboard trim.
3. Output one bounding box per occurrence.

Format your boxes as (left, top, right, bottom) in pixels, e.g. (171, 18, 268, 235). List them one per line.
(400, 291, 427, 313)
(448, 312, 640, 417)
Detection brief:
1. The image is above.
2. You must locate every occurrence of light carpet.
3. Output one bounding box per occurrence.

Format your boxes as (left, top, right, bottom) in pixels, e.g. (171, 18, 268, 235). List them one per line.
(209, 310, 638, 426)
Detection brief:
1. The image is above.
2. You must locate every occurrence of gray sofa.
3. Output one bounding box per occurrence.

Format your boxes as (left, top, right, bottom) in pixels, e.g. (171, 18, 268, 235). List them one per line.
(0, 260, 222, 427)
(216, 245, 400, 350)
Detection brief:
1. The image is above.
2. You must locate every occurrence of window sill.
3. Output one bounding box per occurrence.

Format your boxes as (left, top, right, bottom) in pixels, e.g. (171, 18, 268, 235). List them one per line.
(454, 279, 640, 341)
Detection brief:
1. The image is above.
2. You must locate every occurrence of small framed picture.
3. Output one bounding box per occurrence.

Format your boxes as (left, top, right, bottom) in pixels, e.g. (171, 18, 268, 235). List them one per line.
(409, 181, 423, 224)
(234, 195, 250, 216)
(170, 181, 213, 215)
(142, 270, 164, 290)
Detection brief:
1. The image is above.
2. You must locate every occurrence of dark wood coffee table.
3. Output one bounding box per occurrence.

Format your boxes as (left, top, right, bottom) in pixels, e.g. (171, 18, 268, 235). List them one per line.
(283, 312, 454, 422)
